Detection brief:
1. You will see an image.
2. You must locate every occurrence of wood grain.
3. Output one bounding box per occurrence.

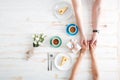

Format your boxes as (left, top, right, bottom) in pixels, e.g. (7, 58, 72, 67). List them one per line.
(0, 0, 119, 80)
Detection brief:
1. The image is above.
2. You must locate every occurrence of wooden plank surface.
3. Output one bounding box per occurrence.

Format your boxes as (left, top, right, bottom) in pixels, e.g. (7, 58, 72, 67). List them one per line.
(0, 0, 119, 80)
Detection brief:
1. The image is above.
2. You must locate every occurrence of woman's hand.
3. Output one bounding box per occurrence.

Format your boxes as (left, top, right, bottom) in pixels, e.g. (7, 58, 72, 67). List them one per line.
(91, 33, 98, 46)
(89, 40, 99, 80)
(89, 40, 97, 54)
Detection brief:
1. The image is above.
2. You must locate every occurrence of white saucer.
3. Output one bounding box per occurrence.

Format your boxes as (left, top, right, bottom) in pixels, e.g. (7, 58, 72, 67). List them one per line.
(54, 53, 73, 71)
(53, 1, 73, 20)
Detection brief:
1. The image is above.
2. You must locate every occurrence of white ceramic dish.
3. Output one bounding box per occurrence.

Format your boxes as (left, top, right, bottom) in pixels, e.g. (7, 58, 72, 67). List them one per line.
(53, 1, 73, 20)
(54, 53, 73, 71)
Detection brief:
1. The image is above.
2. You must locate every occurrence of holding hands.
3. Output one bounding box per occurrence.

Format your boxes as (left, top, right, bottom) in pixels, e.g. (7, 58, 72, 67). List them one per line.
(79, 39, 97, 56)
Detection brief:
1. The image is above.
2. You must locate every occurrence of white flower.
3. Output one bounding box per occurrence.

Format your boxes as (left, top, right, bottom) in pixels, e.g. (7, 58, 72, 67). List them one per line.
(33, 41, 37, 45)
(37, 34, 40, 38)
(35, 37, 39, 41)
(42, 35, 46, 39)
(32, 34, 36, 38)
(38, 41, 42, 45)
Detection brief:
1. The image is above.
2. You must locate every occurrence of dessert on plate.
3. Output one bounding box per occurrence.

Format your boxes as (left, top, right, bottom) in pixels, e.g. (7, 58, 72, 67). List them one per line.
(60, 56, 69, 66)
(58, 7, 68, 15)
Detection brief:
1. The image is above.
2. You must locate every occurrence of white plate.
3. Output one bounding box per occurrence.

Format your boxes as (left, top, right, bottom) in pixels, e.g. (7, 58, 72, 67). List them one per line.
(54, 53, 73, 71)
(53, 1, 73, 20)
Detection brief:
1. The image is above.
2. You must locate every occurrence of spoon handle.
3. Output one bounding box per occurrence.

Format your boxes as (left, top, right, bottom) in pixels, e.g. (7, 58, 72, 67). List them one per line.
(50, 61, 52, 71)
(47, 53, 50, 71)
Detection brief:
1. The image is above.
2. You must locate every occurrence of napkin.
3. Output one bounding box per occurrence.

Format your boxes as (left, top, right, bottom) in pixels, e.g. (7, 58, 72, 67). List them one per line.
(66, 39, 81, 54)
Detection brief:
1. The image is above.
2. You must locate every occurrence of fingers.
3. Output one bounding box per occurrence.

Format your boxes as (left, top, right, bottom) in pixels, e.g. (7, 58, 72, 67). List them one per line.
(90, 42, 93, 49)
(91, 39, 97, 45)
(89, 40, 97, 50)
(91, 39, 95, 46)
(86, 41, 89, 46)
(83, 40, 86, 46)
(80, 39, 97, 49)
(88, 40, 94, 49)
(80, 40, 84, 46)
(94, 40, 97, 46)
(84, 40, 87, 46)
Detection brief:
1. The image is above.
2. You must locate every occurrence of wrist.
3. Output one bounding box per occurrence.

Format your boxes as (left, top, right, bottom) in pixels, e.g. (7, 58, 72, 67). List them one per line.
(90, 53, 95, 58)
(78, 53, 84, 58)
(79, 49, 86, 55)
(90, 50, 95, 55)
(81, 48, 86, 52)
(90, 51, 94, 55)
(93, 32, 98, 35)
(80, 33, 85, 37)
(92, 32, 99, 37)
(79, 31, 85, 37)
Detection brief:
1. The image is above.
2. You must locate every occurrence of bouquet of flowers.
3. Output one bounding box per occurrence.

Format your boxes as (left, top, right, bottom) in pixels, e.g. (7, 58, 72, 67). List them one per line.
(33, 33, 47, 47)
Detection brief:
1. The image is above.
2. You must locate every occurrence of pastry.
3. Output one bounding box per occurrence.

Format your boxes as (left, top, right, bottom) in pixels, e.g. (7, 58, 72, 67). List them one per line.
(58, 7, 68, 15)
(60, 56, 69, 66)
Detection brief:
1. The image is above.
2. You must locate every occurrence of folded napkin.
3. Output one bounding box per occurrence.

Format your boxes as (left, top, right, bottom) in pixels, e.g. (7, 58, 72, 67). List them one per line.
(66, 39, 81, 54)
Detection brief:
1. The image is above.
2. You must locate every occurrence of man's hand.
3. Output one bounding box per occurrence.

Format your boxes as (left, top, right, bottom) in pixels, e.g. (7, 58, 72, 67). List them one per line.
(80, 35, 87, 46)
(80, 40, 89, 56)
(91, 33, 98, 46)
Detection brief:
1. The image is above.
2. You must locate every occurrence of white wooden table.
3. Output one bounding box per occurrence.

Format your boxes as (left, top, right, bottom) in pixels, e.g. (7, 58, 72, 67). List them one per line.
(0, 0, 119, 80)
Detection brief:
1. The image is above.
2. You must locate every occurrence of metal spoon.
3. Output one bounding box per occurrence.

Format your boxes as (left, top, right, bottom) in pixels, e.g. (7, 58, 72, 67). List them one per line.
(47, 53, 50, 71)
(50, 54, 53, 71)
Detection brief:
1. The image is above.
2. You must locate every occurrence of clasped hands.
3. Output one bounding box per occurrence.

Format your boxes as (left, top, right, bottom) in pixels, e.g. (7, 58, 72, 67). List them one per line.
(80, 32, 98, 46)
(80, 39, 97, 56)
(80, 32, 97, 54)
